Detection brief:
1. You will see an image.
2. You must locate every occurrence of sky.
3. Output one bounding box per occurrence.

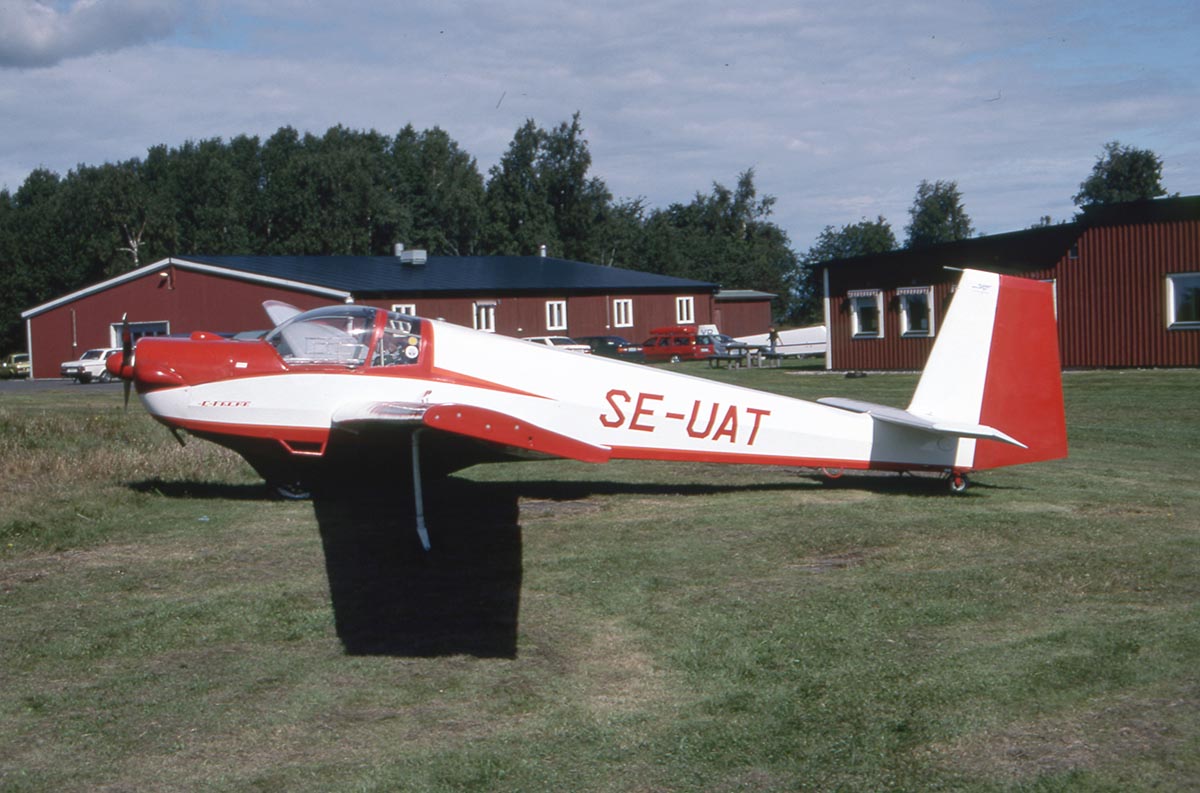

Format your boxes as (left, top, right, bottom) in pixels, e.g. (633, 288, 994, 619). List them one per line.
(1, 0, 1197, 251)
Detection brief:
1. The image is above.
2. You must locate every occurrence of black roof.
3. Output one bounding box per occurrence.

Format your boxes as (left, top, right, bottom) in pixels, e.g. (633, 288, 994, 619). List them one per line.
(822, 222, 1082, 277)
(179, 254, 717, 296)
(823, 195, 1200, 277)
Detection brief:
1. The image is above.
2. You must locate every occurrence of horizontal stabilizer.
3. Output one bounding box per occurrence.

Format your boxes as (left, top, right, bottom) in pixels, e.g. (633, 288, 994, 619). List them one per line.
(818, 397, 1027, 448)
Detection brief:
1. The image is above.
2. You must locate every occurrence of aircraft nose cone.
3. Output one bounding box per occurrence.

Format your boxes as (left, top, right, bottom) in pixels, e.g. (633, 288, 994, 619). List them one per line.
(106, 350, 123, 378)
(106, 349, 135, 381)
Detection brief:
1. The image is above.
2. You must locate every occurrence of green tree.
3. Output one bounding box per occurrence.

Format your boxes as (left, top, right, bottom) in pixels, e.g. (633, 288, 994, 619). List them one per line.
(793, 216, 897, 323)
(0, 170, 81, 351)
(306, 126, 401, 255)
(162, 136, 260, 256)
(538, 113, 611, 261)
(482, 119, 555, 255)
(482, 114, 610, 259)
(57, 160, 155, 277)
(640, 170, 798, 319)
(258, 126, 309, 253)
(390, 125, 485, 255)
(804, 216, 896, 263)
(904, 179, 973, 248)
(1073, 140, 1167, 207)
(591, 197, 647, 267)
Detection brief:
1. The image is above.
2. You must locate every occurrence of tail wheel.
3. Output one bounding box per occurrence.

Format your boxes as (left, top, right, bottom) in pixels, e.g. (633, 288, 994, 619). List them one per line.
(949, 474, 969, 493)
(820, 467, 844, 479)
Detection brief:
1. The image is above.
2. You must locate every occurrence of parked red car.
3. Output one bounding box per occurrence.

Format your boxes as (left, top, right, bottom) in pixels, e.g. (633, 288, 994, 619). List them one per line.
(640, 326, 718, 363)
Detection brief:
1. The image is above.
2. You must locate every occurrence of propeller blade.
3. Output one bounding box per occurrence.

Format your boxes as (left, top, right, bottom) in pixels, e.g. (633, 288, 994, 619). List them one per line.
(121, 313, 131, 367)
(120, 313, 132, 409)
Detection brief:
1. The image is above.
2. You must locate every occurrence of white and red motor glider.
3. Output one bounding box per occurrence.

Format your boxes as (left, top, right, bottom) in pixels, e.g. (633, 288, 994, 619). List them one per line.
(108, 268, 1067, 549)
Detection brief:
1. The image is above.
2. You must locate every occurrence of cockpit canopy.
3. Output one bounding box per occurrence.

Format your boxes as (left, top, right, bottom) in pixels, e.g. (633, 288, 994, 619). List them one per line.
(264, 305, 422, 367)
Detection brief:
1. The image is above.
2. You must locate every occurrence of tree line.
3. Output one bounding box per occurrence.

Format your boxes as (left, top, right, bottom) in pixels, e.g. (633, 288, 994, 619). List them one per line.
(792, 141, 1170, 318)
(0, 114, 1170, 353)
(0, 113, 800, 352)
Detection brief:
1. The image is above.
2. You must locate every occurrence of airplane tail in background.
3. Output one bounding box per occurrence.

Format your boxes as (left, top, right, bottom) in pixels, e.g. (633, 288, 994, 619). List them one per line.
(907, 269, 1068, 470)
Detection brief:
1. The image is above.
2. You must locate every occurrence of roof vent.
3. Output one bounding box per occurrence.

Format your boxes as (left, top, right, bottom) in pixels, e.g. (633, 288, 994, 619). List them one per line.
(538, 244, 547, 257)
(399, 249, 427, 266)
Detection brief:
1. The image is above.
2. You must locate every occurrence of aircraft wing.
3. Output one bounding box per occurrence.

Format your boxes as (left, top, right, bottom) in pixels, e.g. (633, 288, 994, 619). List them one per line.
(817, 397, 1027, 448)
(331, 401, 612, 464)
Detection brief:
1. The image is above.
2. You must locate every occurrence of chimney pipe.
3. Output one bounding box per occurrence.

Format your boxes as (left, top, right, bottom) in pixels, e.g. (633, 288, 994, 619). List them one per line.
(538, 244, 547, 257)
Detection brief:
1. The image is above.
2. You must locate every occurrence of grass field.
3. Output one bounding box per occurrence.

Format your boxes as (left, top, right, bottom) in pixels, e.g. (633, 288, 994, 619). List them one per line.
(2, 366, 1198, 792)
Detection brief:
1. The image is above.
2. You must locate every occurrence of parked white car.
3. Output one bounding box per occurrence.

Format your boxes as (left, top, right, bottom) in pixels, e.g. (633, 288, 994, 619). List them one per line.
(60, 348, 121, 383)
(521, 336, 592, 354)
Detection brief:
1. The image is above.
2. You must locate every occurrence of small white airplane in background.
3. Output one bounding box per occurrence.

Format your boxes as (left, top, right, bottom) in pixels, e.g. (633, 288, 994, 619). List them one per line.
(108, 268, 1068, 549)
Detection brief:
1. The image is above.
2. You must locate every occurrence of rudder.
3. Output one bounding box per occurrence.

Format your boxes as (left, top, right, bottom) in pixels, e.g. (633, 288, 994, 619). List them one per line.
(907, 269, 1067, 470)
(973, 274, 1068, 469)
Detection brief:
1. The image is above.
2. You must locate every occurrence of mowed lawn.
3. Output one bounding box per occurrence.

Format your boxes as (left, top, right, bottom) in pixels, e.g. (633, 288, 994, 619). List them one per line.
(1, 367, 1197, 792)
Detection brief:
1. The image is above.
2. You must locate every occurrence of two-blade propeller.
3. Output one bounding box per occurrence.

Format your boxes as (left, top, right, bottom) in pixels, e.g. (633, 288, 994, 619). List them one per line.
(120, 313, 132, 408)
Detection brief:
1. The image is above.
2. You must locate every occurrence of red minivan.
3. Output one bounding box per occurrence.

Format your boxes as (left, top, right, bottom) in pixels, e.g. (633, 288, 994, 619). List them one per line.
(640, 326, 716, 363)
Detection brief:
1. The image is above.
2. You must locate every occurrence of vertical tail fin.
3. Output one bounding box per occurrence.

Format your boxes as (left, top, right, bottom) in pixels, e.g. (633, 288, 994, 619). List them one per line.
(908, 269, 1067, 470)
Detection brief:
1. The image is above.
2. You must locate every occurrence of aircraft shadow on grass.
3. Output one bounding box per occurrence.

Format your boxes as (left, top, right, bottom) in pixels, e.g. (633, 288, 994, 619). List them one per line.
(132, 475, 523, 658)
(307, 476, 826, 658)
(312, 478, 523, 659)
(127, 471, 1007, 659)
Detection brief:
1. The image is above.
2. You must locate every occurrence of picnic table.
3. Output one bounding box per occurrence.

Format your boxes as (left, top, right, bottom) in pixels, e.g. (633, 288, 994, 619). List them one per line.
(706, 344, 783, 368)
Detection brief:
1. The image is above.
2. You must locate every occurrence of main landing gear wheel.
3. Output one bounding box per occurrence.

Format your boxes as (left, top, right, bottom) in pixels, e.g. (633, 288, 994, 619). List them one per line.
(948, 474, 970, 494)
(272, 481, 312, 500)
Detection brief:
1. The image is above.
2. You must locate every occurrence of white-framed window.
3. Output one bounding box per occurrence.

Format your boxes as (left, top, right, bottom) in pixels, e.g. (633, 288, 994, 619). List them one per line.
(675, 296, 695, 325)
(897, 286, 934, 337)
(473, 302, 496, 333)
(391, 303, 416, 316)
(1166, 272, 1200, 329)
(848, 290, 883, 338)
(546, 300, 567, 331)
(109, 320, 169, 347)
(613, 298, 633, 328)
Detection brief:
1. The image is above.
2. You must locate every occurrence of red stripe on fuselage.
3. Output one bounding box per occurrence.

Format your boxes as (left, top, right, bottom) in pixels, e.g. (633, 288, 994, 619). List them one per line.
(608, 445, 964, 473)
(152, 414, 330, 447)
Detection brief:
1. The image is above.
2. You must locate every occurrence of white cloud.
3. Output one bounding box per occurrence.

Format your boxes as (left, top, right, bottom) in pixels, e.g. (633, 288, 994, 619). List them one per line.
(0, 0, 190, 68)
(0, 0, 1197, 249)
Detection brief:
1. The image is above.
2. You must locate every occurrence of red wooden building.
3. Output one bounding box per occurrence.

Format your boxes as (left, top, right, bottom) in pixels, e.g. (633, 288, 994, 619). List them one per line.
(822, 196, 1200, 370)
(21, 252, 772, 379)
